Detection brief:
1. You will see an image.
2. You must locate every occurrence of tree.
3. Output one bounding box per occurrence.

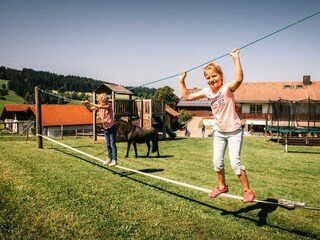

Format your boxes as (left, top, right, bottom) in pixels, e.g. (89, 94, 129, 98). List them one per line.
(79, 92, 89, 101)
(178, 109, 192, 124)
(153, 85, 179, 110)
(24, 92, 33, 104)
(0, 83, 8, 96)
(58, 86, 66, 93)
(129, 86, 157, 99)
(0, 66, 7, 79)
(58, 97, 65, 104)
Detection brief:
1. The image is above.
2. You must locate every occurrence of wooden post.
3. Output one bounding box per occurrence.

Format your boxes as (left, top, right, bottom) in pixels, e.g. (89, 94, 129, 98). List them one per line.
(140, 98, 143, 127)
(162, 102, 166, 138)
(61, 125, 64, 139)
(93, 92, 97, 141)
(111, 90, 115, 119)
(149, 100, 153, 127)
(26, 127, 29, 140)
(35, 87, 43, 148)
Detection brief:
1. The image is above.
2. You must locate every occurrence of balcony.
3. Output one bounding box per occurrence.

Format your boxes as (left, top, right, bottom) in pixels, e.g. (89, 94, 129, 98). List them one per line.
(239, 112, 271, 120)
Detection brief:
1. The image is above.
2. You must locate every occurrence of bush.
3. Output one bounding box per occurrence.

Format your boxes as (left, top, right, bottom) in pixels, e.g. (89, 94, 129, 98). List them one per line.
(178, 109, 192, 124)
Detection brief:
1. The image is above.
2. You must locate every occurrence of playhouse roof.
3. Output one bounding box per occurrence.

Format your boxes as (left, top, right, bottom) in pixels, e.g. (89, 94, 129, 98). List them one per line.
(165, 105, 179, 117)
(94, 83, 133, 95)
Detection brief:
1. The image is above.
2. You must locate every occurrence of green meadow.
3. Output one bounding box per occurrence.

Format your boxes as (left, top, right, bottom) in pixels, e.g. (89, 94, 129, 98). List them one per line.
(0, 136, 319, 239)
(0, 79, 25, 113)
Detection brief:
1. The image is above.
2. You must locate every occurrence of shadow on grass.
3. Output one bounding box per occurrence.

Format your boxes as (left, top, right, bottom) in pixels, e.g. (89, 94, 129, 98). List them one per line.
(138, 155, 174, 159)
(51, 147, 318, 240)
(160, 137, 186, 141)
(221, 198, 281, 226)
(287, 150, 320, 154)
(221, 201, 319, 238)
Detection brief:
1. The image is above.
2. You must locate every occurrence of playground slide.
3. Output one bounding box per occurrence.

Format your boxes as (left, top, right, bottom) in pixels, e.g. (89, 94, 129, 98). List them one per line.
(153, 117, 176, 138)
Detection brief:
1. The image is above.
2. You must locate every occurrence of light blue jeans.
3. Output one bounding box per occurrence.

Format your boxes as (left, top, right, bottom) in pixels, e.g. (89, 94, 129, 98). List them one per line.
(103, 125, 117, 161)
(213, 128, 245, 175)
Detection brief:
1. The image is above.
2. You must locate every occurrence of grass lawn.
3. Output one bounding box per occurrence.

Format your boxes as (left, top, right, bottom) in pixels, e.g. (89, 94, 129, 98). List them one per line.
(0, 136, 319, 239)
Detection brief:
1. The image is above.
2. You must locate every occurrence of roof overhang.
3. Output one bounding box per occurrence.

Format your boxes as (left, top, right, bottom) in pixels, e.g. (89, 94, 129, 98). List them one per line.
(94, 83, 133, 95)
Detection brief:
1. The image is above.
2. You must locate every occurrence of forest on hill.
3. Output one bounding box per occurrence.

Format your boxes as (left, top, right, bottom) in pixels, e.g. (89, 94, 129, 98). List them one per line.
(0, 66, 158, 104)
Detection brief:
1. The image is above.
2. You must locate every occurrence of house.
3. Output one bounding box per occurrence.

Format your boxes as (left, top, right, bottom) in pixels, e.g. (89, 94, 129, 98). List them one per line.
(177, 76, 320, 133)
(177, 88, 211, 117)
(0, 104, 34, 134)
(1, 104, 95, 137)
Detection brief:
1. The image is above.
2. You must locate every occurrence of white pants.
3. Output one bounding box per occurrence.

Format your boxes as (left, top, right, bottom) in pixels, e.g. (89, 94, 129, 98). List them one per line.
(213, 128, 245, 175)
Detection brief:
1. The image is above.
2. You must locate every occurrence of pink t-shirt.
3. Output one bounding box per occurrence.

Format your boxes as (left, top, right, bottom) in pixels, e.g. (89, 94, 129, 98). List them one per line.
(98, 104, 115, 129)
(201, 85, 241, 132)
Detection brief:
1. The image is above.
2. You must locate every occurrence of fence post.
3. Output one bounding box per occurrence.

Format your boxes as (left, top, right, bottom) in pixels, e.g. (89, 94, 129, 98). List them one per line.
(61, 124, 64, 139)
(93, 92, 97, 142)
(35, 87, 43, 149)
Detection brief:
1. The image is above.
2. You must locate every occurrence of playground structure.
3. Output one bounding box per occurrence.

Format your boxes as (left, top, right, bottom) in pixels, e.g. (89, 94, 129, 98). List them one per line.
(93, 83, 173, 140)
(265, 98, 320, 151)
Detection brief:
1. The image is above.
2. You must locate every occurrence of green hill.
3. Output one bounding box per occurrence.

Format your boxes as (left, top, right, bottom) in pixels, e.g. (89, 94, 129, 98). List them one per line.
(0, 79, 25, 112)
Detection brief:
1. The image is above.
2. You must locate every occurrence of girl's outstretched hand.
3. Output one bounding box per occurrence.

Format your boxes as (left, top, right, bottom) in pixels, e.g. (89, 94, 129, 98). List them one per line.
(179, 71, 187, 83)
(229, 48, 240, 58)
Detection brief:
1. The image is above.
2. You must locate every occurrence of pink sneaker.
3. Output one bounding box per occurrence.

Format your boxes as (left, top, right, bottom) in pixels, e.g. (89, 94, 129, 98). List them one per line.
(243, 190, 255, 203)
(208, 186, 229, 198)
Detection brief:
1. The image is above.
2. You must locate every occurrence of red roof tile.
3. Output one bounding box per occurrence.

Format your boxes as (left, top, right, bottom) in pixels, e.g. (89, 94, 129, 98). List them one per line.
(235, 81, 320, 103)
(29, 105, 94, 126)
(3, 104, 32, 112)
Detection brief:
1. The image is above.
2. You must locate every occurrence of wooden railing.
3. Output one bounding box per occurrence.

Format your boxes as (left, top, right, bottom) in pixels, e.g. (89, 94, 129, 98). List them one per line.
(114, 99, 165, 117)
(152, 100, 165, 116)
(114, 100, 139, 116)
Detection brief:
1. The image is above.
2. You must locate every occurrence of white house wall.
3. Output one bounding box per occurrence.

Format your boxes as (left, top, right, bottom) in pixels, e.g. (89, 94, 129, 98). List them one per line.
(241, 103, 269, 113)
(46, 125, 93, 137)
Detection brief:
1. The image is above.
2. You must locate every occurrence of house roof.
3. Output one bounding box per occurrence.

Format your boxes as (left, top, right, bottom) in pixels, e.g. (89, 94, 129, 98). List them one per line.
(1, 104, 94, 126)
(28, 104, 94, 127)
(177, 88, 211, 107)
(0, 104, 33, 120)
(235, 81, 320, 103)
(178, 81, 320, 107)
(1, 104, 31, 112)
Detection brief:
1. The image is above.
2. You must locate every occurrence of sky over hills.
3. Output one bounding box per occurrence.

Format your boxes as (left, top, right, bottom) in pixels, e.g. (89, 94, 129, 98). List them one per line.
(1, 0, 320, 95)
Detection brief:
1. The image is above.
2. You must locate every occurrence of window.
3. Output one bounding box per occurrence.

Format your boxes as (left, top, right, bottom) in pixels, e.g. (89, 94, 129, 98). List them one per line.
(250, 105, 262, 113)
(296, 85, 304, 89)
(283, 85, 292, 89)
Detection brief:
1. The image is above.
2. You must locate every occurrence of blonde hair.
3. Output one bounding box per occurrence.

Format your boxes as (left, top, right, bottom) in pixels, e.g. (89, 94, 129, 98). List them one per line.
(203, 62, 223, 77)
(99, 93, 108, 101)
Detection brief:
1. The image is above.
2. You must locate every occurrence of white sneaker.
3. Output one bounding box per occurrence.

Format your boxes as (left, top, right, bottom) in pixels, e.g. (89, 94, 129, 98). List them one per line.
(103, 159, 112, 165)
(108, 160, 117, 166)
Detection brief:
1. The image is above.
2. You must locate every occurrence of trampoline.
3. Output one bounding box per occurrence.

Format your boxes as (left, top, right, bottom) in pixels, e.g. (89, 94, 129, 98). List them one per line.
(265, 98, 320, 151)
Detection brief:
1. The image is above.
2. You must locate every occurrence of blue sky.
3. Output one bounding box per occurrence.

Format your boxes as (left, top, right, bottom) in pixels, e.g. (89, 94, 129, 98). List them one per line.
(1, 0, 320, 95)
